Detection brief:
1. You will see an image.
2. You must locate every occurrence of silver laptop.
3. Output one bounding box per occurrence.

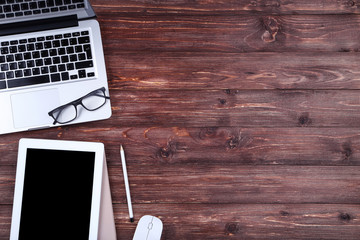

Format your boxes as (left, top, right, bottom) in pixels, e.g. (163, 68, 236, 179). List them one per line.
(0, 0, 112, 135)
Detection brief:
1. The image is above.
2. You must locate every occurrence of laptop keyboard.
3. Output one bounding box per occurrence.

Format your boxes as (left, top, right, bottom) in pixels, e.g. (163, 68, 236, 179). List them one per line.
(0, 30, 95, 90)
(0, 0, 85, 19)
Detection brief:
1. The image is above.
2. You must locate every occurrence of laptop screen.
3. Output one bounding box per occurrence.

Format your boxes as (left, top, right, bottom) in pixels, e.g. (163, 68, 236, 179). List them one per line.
(18, 148, 95, 239)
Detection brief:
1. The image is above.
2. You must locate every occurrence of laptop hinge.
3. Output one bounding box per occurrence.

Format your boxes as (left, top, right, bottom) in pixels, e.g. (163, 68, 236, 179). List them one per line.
(0, 15, 78, 37)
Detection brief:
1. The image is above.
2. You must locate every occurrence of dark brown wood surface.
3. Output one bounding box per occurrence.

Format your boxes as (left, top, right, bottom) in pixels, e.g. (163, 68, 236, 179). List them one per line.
(1, 0, 360, 239)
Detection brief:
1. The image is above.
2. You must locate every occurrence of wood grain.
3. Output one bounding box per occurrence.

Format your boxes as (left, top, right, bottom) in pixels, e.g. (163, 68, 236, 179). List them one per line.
(114, 204, 360, 240)
(1, 203, 359, 240)
(1, 127, 359, 166)
(104, 52, 360, 90)
(91, 0, 360, 15)
(1, 165, 360, 205)
(1, 1, 360, 239)
(106, 89, 360, 128)
(97, 14, 360, 52)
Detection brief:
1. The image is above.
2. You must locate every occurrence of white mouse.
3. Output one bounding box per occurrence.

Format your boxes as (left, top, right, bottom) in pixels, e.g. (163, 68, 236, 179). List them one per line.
(132, 215, 163, 240)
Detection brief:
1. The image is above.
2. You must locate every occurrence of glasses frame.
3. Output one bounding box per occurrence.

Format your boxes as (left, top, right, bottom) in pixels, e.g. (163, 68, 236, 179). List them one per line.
(48, 87, 110, 125)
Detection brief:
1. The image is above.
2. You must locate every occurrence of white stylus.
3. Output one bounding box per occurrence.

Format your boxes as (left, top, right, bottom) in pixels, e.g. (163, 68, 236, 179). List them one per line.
(120, 144, 134, 222)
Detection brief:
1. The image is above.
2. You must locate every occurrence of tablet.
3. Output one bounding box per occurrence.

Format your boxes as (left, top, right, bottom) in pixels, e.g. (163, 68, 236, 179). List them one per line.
(10, 138, 105, 240)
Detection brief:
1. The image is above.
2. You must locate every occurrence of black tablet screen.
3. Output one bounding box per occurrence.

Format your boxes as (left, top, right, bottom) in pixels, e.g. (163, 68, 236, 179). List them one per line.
(18, 148, 95, 240)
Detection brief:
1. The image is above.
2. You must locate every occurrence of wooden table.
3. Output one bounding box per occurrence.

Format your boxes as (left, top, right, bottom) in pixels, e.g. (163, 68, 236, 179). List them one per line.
(1, 0, 360, 239)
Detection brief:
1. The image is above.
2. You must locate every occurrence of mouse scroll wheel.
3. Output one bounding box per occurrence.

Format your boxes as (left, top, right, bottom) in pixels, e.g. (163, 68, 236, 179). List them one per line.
(147, 222, 153, 230)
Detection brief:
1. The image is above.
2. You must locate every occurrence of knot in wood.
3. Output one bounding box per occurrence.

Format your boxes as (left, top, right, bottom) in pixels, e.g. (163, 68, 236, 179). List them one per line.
(158, 147, 173, 159)
(346, 0, 356, 7)
(342, 142, 352, 159)
(226, 133, 253, 150)
(261, 16, 279, 43)
(225, 222, 239, 235)
(298, 112, 312, 127)
(199, 127, 218, 139)
(224, 89, 239, 96)
(219, 98, 227, 105)
(280, 210, 290, 216)
(338, 212, 352, 222)
(226, 136, 239, 149)
(250, 0, 257, 6)
(250, 0, 280, 8)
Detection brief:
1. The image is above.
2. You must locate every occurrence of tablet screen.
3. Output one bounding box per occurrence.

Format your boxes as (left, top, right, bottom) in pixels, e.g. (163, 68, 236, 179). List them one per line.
(18, 148, 95, 239)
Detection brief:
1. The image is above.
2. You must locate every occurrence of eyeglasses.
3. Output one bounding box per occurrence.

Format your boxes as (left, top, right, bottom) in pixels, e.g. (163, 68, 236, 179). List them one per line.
(48, 87, 110, 125)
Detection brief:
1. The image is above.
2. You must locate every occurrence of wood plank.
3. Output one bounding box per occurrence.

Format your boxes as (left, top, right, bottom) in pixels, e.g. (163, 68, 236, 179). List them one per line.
(1, 204, 359, 240)
(105, 52, 360, 90)
(1, 165, 360, 204)
(104, 90, 360, 127)
(1, 127, 359, 166)
(91, 0, 360, 15)
(114, 204, 360, 240)
(110, 165, 360, 204)
(97, 14, 360, 52)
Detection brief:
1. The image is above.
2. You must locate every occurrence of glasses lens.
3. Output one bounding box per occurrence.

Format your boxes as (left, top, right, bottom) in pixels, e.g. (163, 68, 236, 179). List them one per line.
(81, 89, 107, 110)
(52, 105, 77, 123)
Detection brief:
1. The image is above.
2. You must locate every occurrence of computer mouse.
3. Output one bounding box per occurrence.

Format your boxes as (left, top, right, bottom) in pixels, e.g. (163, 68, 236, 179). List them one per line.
(132, 215, 163, 240)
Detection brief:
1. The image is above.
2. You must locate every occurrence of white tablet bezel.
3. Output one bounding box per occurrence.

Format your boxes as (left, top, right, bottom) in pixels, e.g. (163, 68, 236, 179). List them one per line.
(10, 138, 104, 240)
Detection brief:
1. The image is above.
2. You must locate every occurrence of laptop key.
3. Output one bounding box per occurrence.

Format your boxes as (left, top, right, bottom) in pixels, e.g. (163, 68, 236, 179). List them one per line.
(7, 75, 50, 88)
(9, 62, 17, 70)
(78, 69, 86, 78)
(1, 63, 9, 71)
(23, 52, 31, 60)
(38, 1, 46, 8)
(46, 0, 54, 7)
(15, 53, 22, 61)
(40, 66, 49, 74)
(15, 70, 23, 78)
(6, 55, 14, 62)
(20, 3, 28, 10)
(0, 81, 6, 90)
(83, 44, 92, 59)
(18, 61, 26, 68)
(12, 3, 20, 11)
(6, 12, 15, 17)
(78, 36, 90, 44)
(50, 73, 60, 82)
(3, 5, 11, 12)
(1, 47, 9, 54)
(23, 69, 31, 76)
(29, 2, 37, 9)
(75, 60, 93, 69)
(6, 71, 14, 79)
(61, 72, 69, 80)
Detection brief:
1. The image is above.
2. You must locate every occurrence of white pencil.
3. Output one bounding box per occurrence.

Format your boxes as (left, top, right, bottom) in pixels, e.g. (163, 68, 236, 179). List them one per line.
(120, 145, 134, 222)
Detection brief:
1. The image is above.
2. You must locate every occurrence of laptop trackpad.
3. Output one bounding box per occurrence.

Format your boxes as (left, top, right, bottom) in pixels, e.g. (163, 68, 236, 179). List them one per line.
(11, 89, 60, 129)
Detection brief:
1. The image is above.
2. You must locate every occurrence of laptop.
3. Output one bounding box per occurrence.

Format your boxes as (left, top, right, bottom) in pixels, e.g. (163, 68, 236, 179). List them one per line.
(0, 0, 112, 135)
